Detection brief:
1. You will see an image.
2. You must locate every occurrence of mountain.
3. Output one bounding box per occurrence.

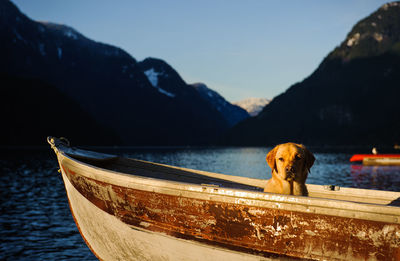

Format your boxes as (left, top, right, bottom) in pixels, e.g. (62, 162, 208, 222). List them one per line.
(136, 58, 228, 144)
(0, 0, 228, 146)
(224, 2, 400, 146)
(233, 98, 270, 117)
(191, 83, 250, 127)
(0, 74, 120, 146)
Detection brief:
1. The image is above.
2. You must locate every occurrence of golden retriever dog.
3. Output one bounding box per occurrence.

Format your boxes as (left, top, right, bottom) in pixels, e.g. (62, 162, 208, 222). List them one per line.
(264, 143, 315, 196)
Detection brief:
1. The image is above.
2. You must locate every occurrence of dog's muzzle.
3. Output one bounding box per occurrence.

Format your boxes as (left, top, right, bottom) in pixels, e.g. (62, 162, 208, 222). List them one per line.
(285, 166, 295, 180)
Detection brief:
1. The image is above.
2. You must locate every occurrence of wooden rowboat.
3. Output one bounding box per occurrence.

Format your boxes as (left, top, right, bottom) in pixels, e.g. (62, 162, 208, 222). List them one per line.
(48, 137, 400, 260)
(350, 154, 400, 166)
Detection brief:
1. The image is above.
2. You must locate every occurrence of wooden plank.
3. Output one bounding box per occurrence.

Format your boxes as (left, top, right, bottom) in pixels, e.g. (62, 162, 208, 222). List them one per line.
(363, 157, 400, 166)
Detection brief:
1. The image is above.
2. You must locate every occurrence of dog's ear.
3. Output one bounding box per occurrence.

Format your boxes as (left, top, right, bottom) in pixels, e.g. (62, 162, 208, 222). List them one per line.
(303, 147, 315, 173)
(266, 146, 278, 172)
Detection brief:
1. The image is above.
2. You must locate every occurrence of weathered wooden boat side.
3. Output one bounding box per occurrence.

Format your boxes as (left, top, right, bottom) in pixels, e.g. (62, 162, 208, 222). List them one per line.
(48, 137, 400, 261)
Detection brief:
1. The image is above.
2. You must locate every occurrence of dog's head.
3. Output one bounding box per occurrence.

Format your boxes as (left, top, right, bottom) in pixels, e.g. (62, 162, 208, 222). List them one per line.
(266, 143, 315, 182)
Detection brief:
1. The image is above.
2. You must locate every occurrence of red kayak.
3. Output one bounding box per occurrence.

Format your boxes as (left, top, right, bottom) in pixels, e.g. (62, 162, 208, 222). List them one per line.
(350, 154, 400, 162)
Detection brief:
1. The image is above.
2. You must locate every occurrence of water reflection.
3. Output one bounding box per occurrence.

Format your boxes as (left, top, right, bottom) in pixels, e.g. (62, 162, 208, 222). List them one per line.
(350, 165, 400, 191)
(0, 150, 96, 261)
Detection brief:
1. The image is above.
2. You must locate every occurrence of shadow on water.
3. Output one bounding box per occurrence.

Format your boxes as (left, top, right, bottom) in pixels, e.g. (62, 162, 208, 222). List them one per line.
(0, 147, 399, 260)
(389, 198, 400, 206)
(350, 164, 400, 192)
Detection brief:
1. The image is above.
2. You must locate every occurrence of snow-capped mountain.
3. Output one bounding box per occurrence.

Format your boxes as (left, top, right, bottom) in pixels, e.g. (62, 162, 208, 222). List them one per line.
(234, 98, 270, 117)
(192, 83, 249, 127)
(226, 2, 400, 146)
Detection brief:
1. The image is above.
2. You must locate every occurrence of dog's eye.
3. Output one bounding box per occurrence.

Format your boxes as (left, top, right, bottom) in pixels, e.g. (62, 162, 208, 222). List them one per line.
(295, 154, 301, 160)
(278, 157, 284, 162)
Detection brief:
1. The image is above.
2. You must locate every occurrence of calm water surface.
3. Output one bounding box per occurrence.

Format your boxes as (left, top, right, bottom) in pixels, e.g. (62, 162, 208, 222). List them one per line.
(1, 147, 399, 260)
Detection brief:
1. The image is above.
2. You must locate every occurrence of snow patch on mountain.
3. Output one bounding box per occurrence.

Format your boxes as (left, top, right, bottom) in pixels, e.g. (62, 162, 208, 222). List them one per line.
(57, 47, 62, 59)
(13, 28, 25, 43)
(158, 88, 175, 98)
(347, 33, 360, 47)
(144, 68, 159, 87)
(64, 29, 78, 39)
(381, 2, 399, 11)
(144, 68, 175, 98)
(234, 97, 270, 117)
(39, 22, 81, 41)
(38, 24, 45, 33)
(38, 43, 46, 56)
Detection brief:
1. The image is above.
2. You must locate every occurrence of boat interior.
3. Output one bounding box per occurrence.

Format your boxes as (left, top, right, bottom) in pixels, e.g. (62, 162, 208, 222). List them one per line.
(66, 150, 400, 207)
(74, 155, 264, 192)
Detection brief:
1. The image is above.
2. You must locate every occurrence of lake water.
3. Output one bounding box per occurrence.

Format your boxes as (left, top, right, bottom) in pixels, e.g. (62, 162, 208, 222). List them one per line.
(1, 146, 399, 260)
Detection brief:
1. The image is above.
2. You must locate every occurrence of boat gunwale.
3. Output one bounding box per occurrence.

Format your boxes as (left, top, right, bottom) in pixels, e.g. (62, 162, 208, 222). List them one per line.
(56, 147, 400, 224)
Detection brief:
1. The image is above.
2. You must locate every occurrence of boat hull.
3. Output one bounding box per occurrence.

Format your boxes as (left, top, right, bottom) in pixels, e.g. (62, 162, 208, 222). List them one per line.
(58, 155, 400, 260)
(47, 137, 400, 261)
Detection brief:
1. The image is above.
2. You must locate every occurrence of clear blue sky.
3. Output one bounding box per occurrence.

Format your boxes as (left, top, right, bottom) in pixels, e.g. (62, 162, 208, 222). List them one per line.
(11, 0, 389, 102)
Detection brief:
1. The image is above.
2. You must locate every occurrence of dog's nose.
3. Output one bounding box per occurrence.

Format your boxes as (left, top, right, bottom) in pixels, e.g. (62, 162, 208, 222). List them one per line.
(285, 166, 295, 173)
